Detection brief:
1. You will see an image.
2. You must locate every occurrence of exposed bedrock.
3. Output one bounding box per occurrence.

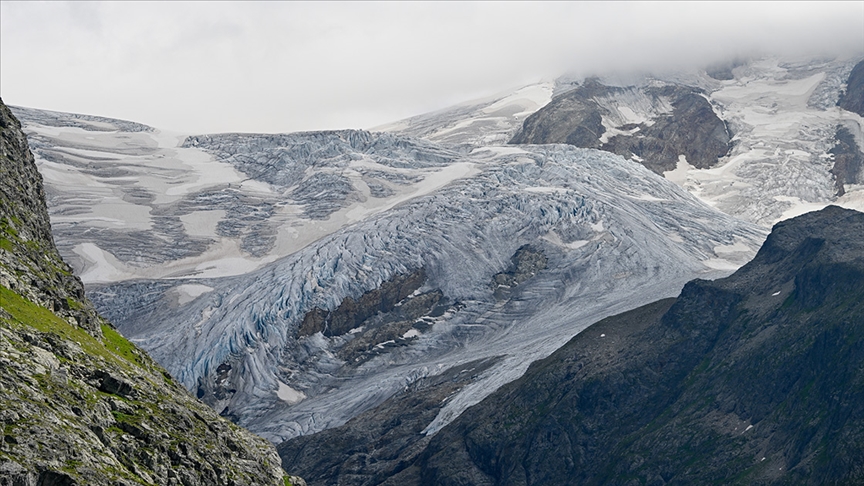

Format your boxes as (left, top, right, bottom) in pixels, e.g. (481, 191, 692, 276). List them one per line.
(298, 268, 427, 338)
(491, 245, 547, 300)
(838, 59, 864, 116)
(510, 79, 610, 149)
(511, 79, 732, 174)
(277, 357, 502, 486)
(830, 125, 864, 196)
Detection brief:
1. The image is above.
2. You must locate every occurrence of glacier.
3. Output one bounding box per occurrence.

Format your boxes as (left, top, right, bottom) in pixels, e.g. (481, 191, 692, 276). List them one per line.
(88, 142, 765, 441)
(11, 54, 863, 443)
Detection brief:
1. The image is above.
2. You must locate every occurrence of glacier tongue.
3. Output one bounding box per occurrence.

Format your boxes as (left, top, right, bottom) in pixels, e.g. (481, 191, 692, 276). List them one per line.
(90, 143, 765, 442)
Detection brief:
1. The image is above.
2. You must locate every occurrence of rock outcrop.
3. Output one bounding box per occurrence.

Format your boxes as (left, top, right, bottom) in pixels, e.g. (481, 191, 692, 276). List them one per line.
(382, 206, 864, 485)
(297, 268, 427, 338)
(838, 59, 864, 116)
(0, 100, 101, 336)
(830, 125, 864, 195)
(510, 80, 731, 174)
(0, 98, 296, 485)
(491, 245, 547, 299)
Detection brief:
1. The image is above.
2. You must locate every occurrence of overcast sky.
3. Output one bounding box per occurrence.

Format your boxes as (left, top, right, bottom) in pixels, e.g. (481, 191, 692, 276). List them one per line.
(2, 1, 862, 134)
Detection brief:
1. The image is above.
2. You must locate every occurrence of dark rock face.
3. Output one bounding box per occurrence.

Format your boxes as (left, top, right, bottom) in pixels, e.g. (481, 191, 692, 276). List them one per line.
(294, 267, 457, 367)
(705, 58, 745, 81)
(830, 125, 864, 195)
(604, 91, 731, 172)
(0, 98, 290, 485)
(298, 268, 427, 337)
(510, 79, 609, 150)
(511, 80, 731, 174)
(491, 245, 547, 299)
(335, 289, 447, 366)
(394, 206, 864, 485)
(277, 357, 501, 486)
(838, 59, 864, 116)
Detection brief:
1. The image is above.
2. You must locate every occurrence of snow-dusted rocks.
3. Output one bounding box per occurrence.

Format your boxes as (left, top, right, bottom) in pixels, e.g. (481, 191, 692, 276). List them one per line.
(687, 57, 864, 225)
(503, 56, 864, 227)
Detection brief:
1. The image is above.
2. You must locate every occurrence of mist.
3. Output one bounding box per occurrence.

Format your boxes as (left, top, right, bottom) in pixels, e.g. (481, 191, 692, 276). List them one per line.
(1, 1, 861, 134)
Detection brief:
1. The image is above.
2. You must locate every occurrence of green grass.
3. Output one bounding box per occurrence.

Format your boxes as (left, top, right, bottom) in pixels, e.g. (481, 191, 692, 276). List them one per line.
(0, 286, 136, 371)
(66, 297, 85, 311)
(0, 217, 19, 252)
(102, 324, 145, 368)
(0, 216, 18, 237)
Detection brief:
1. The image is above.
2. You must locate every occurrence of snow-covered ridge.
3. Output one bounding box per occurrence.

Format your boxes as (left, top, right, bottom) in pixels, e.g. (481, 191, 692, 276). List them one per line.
(472, 57, 864, 227)
(375, 81, 554, 147)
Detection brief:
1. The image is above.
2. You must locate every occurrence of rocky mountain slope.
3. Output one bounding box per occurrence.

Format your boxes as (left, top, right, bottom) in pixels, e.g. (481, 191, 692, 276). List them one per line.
(511, 79, 733, 174)
(0, 99, 298, 485)
(377, 206, 864, 485)
(507, 57, 864, 226)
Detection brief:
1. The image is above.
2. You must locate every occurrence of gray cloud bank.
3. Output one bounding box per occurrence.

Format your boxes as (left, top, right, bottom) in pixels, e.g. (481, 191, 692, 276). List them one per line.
(2, 1, 862, 134)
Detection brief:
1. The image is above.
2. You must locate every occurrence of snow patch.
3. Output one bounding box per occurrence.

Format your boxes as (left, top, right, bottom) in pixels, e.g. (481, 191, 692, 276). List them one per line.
(179, 210, 226, 238)
(664, 155, 693, 186)
(714, 240, 752, 255)
(74, 243, 135, 284)
(173, 284, 214, 305)
(277, 382, 306, 405)
(702, 258, 741, 271)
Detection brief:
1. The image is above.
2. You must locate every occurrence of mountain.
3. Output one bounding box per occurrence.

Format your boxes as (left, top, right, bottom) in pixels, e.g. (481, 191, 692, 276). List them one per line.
(8, 54, 862, 453)
(0, 99, 299, 484)
(508, 56, 864, 226)
(338, 205, 864, 485)
(511, 79, 733, 174)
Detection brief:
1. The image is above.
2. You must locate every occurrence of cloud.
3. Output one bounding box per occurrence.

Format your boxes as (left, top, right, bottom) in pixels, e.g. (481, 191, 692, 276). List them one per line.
(1, 1, 862, 134)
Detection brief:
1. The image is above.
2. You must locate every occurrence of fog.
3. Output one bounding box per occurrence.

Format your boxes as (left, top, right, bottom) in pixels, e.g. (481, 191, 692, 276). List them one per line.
(1, 1, 861, 134)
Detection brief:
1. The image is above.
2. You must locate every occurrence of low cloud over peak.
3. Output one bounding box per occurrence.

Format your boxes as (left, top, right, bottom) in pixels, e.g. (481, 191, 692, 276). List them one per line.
(2, 2, 861, 134)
